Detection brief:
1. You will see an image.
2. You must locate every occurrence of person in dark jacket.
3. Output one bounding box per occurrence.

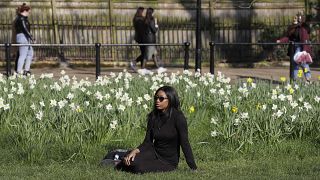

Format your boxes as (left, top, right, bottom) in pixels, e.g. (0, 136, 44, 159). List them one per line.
(130, 7, 145, 70)
(139, 8, 166, 74)
(277, 14, 312, 82)
(14, 3, 34, 75)
(116, 86, 197, 174)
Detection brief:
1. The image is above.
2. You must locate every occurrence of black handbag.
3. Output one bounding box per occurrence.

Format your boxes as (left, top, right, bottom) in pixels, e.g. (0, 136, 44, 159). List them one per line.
(100, 149, 129, 167)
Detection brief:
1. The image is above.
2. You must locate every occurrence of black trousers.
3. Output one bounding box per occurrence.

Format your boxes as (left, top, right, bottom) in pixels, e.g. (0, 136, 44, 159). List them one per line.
(135, 46, 145, 67)
(115, 148, 176, 174)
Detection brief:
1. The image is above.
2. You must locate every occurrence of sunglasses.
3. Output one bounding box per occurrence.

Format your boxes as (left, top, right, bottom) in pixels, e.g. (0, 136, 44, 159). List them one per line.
(154, 96, 168, 102)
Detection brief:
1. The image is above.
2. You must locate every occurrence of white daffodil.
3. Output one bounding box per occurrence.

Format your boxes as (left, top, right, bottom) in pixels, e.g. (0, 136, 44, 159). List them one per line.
(118, 105, 126, 111)
(105, 104, 113, 111)
(95, 91, 103, 101)
(36, 111, 43, 120)
(144, 94, 152, 101)
(2, 104, 9, 110)
(136, 97, 143, 105)
(67, 93, 74, 100)
(234, 118, 241, 126)
(272, 104, 278, 110)
(303, 102, 312, 111)
(218, 88, 225, 95)
(262, 104, 267, 111)
(210, 118, 218, 125)
(290, 101, 298, 109)
(211, 130, 218, 137)
(290, 115, 297, 122)
(278, 94, 286, 101)
(273, 110, 283, 118)
(286, 95, 293, 102)
(240, 112, 249, 119)
(58, 100, 68, 109)
(50, 99, 57, 107)
(30, 103, 36, 111)
(39, 101, 45, 107)
(8, 94, 13, 99)
(314, 96, 320, 103)
(223, 101, 230, 108)
(84, 101, 90, 106)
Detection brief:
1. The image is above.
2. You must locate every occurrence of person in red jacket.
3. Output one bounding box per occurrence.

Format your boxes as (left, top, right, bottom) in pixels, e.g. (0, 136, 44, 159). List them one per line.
(277, 14, 312, 82)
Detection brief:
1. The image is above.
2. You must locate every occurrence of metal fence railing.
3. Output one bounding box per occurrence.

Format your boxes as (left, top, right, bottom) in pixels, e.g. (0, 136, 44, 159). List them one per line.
(0, 43, 191, 79)
(209, 42, 319, 81)
(1, 42, 318, 82)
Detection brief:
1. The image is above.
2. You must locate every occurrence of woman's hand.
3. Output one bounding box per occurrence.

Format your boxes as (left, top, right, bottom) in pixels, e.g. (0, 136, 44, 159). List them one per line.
(124, 148, 140, 166)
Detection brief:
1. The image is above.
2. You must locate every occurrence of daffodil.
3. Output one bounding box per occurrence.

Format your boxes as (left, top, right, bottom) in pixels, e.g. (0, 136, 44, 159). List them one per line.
(76, 107, 83, 113)
(247, 77, 253, 84)
(256, 103, 262, 110)
(280, 77, 286, 82)
(318, 76, 320, 81)
(231, 106, 238, 113)
(289, 88, 294, 94)
(304, 68, 309, 73)
(297, 70, 303, 78)
(189, 106, 195, 113)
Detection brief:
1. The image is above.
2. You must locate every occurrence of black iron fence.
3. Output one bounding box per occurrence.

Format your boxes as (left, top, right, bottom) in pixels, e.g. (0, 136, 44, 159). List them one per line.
(2, 42, 318, 82)
(1, 43, 191, 79)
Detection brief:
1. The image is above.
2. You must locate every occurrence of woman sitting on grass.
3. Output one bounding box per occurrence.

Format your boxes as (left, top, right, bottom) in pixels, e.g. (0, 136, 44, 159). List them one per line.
(116, 86, 197, 173)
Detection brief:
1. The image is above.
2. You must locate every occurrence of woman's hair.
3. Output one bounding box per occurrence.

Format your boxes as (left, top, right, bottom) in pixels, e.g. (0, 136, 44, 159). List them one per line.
(134, 7, 144, 18)
(148, 86, 180, 122)
(145, 7, 154, 24)
(16, 3, 31, 14)
(153, 86, 180, 112)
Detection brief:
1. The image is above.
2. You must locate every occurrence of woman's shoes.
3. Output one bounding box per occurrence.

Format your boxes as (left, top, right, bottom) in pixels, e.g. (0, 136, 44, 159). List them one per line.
(23, 70, 32, 76)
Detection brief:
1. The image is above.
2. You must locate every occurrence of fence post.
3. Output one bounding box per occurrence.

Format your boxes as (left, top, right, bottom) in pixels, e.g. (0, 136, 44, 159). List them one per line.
(209, 41, 215, 75)
(5, 43, 11, 77)
(184, 42, 190, 70)
(95, 43, 101, 79)
(195, 0, 202, 72)
(289, 41, 295, 82)
(50, 0, 60, 45)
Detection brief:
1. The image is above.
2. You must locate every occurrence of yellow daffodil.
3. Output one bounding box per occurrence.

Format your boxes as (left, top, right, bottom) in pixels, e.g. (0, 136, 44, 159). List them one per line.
(189, 106, 195, 113)
(247, 77, 253, 84)
(289, 88, 294, 94)
(318, 76, 320, 81)
(304, 68, 309, 73)
(280, 77, 286, 82)
(256, 103, 262, 110)
(231, 106, 238, 113)
(297, 70, 303, 78)
(76, 108, 83, 113)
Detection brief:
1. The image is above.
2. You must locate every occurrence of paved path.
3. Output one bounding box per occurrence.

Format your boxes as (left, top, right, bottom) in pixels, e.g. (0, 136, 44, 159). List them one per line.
(3, 66, 320, 83)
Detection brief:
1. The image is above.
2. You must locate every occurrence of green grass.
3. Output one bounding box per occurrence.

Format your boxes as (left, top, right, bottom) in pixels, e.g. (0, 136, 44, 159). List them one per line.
(1, 140, 320, 179)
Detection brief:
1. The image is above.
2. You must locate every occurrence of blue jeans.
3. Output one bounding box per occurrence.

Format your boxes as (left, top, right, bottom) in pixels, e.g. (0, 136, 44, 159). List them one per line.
(293, 47, 311, 80)
(16, 33, 33, 73)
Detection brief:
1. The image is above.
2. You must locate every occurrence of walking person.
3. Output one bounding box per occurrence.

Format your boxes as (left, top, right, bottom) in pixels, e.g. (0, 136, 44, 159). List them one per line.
(130, 7, 146, 71)
(14, 3, 34, 75)
(139, 8, 166, 74)
(277, 14, 312, 82)
(115, 86, 197, 174)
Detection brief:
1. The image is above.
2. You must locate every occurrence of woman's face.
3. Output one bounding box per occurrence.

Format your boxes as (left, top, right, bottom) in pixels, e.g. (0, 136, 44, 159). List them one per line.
(154, 90, 169, 112)
(22, 10, 30, 16)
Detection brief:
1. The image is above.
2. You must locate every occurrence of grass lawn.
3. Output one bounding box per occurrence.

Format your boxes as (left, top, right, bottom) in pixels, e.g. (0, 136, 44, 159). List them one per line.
(1, 140, 320, 179)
